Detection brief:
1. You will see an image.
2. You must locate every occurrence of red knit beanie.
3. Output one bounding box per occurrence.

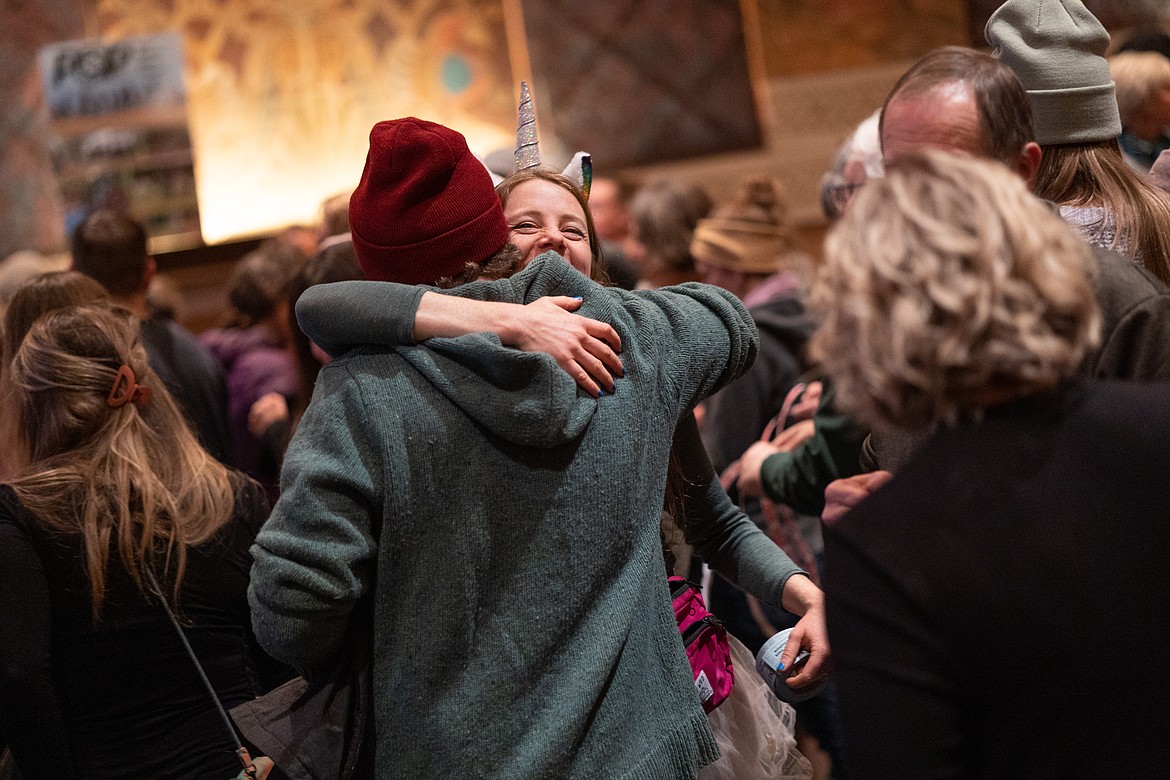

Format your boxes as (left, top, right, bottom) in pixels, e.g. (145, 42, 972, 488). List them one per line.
(349, 118, 508, 284)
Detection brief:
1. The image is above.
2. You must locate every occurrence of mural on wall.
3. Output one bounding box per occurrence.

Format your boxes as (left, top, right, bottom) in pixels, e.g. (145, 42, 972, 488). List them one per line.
(518, 0, 763, 170)
(756, 0, 967, 77)
(95, 0, 515, 243)
(38, 32, 201, 250)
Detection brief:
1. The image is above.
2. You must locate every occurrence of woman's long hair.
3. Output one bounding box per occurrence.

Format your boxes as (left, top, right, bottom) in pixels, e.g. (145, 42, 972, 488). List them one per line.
(1033, 139, 1170, 286)
(0, 272, 109, 478)
(5, 303, 236, 619)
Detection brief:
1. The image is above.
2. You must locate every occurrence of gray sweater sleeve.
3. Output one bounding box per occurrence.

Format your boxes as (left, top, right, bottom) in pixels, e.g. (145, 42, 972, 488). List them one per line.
(296, 281, 426, 357)
(675, 413, 805, 607)
(295, 269, 538, 357)
(248, 361, 381, 676)
(294, 259, 759, 401)
(630, 282, 759, 410)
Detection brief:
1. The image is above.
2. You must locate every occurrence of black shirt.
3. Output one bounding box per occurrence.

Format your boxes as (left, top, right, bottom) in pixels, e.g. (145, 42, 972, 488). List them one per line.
(140, 318, 235, 466)
(0, 477, 278, 779)
(824, 382, 1170, 779)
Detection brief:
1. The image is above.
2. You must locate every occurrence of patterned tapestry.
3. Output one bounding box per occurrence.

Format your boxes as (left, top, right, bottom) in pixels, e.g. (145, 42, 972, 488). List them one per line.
(96, 0, 515, 242)
(518, 0, 763, 170)
(757, 0, 966, 76)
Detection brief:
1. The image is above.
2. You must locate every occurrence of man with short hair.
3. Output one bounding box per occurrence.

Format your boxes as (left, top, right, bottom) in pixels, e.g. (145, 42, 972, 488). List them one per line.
(881, 47, 1170, 379)
(879, 46, 1041, 181)
(837, 44, 1170, 477)
(71, 210, 234, 464)
(588, 176, 640, 289)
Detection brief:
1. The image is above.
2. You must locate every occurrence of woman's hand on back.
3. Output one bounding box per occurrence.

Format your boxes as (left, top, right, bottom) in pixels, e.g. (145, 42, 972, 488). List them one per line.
(413, 291, 622, 397)
(508, 296, 624, 398)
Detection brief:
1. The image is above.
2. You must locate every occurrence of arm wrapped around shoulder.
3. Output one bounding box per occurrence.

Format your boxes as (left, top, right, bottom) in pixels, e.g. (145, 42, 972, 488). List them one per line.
(632, 281, 759, 410)
(295, 281, 427, 359)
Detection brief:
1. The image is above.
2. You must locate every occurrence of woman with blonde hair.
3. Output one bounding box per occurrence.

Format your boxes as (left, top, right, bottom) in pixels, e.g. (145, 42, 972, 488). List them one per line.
(0, 272, 108, 479)
(817, 149, 1170, 779)
(0, 303, 281, 779)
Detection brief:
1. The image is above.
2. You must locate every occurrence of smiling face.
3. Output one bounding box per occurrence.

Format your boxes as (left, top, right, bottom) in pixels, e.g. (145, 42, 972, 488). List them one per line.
(502, 178, 594, 276)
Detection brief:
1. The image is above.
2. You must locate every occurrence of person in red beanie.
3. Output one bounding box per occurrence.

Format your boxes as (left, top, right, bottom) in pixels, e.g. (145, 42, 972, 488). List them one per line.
(250, 117, 825, 779)
(349, 118, 517, 286)
(347, 117, 620, 389)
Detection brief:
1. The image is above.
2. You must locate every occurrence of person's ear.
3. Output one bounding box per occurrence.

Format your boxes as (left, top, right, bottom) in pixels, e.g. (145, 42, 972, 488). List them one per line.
(1017, 142, 1042, 188)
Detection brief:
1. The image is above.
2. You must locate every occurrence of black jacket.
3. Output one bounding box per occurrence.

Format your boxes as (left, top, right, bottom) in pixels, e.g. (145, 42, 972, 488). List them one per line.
(700, 289, 816, 473)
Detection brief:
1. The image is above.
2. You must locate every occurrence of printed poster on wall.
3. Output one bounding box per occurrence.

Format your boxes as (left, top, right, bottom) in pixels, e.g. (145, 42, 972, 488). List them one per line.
(38, 31, 201, 251)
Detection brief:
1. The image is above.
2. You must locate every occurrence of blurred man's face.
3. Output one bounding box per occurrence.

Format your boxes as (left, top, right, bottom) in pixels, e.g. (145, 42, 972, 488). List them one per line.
(881, 83, 984, 164)
(588, 179, 629, 242)
(695, 259, 749, 300)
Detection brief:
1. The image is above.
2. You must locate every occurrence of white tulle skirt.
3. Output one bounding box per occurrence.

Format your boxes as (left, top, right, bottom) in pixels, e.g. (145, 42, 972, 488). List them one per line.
(699, 634, 813, 780)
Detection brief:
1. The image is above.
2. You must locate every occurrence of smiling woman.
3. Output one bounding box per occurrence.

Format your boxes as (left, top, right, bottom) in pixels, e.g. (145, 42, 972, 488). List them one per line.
(496, 169, 605, 280)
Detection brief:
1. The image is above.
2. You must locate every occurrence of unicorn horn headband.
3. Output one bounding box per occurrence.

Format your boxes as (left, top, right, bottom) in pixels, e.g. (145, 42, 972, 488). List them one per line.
(513, 80, 593, 200)
(514, 81, 540, 171)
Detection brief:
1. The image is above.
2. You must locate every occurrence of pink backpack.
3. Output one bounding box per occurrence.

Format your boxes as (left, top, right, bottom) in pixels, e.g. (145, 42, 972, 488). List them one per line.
(670, 577, 734, 713)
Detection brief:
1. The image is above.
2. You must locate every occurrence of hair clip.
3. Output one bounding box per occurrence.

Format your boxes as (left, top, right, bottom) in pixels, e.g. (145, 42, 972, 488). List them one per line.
(107, 364, 151, 408)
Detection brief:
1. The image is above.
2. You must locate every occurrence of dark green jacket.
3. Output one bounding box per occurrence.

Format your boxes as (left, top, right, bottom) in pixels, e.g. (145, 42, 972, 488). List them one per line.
(760, 382, 868, 515)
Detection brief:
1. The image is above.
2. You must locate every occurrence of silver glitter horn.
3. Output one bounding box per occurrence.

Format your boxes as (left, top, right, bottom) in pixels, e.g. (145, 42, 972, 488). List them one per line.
(514, 81, 540, 171)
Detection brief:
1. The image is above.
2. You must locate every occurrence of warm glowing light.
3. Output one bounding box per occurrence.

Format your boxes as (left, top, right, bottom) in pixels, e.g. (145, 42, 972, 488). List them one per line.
(190, 104, 514, 243)
(96, 0, 517, 245)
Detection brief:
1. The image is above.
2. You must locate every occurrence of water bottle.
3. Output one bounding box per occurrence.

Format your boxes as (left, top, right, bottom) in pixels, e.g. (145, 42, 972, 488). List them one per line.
(755, 627, 827, 704)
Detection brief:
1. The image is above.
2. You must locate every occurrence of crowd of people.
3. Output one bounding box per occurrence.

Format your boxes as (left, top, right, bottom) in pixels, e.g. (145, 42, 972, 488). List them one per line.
(1, 1, 1168, 778)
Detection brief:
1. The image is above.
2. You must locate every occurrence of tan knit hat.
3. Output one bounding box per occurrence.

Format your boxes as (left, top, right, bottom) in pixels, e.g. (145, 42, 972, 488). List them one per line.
(985, 0, 1121, 145)
(690, 179, 792, 275)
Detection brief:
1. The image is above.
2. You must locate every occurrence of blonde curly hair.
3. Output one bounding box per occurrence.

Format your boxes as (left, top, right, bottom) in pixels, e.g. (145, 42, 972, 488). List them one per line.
(810, 150, 1101, 432)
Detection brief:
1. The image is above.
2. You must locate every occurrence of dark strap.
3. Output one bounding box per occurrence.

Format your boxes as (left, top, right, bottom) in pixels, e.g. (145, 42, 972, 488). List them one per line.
(145, 567, 257, 778)
(718, 381, 822, 585)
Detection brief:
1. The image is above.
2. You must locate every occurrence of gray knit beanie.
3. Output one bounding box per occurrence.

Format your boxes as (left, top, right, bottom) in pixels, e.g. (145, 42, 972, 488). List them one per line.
(985, 0, 1121, 145)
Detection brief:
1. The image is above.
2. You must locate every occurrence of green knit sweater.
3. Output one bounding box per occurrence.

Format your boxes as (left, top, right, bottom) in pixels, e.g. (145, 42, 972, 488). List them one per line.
(251, 257, 763, 779)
